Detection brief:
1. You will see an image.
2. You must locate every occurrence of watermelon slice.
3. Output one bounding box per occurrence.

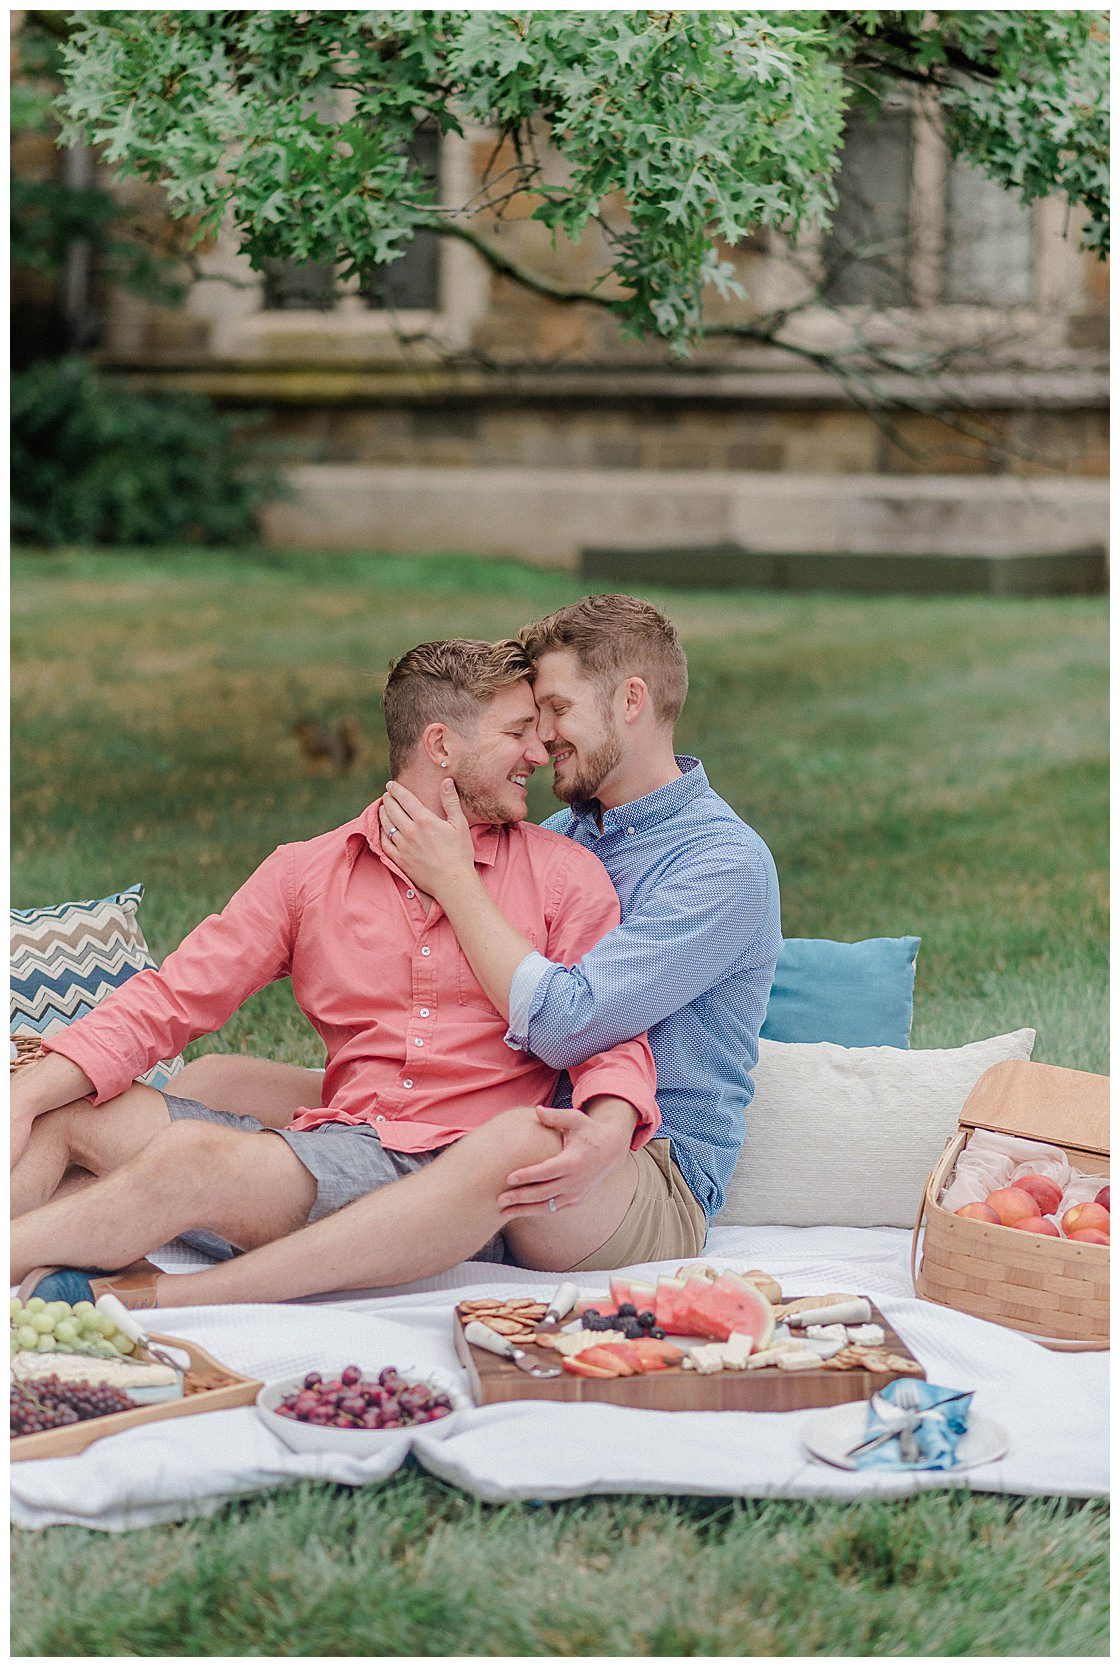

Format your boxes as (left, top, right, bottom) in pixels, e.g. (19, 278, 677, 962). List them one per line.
(676, 1277, 729, 1339)
(653, 1276, 692, 1333)
(608, 1276, 636, 1310)
(685, 1273, 776, 1346)
(627, 1279, 657, 1312)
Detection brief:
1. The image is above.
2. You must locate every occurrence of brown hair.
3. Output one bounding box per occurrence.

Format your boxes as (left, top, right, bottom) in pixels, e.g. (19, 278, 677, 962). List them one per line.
(383, 638, 534, 775)
(520, 593, 688, 726)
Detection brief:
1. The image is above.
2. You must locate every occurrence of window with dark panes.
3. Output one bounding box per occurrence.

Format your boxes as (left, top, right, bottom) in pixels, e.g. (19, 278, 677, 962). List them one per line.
(361, 127, 442, 311)
(262, 259, 336, 312)
(944, 158, 1034, 306)
(261, 127, 442, 313)
(822, 99, 914, 306)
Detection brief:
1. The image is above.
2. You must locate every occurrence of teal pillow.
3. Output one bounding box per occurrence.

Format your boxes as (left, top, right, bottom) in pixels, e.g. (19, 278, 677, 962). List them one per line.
(761, 936, 920, 1049)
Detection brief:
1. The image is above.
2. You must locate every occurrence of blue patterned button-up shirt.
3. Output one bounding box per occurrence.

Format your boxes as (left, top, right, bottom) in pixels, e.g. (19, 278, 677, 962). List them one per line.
(506, 758, 781, 1222)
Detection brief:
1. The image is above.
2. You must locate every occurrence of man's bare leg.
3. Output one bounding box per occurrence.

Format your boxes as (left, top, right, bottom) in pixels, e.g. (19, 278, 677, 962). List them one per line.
(10, 1083, 171, 1218)
(12, 1118, 318, 1281)
(13, 1104, 639, 1306)
(171, 1056, 324, 1129)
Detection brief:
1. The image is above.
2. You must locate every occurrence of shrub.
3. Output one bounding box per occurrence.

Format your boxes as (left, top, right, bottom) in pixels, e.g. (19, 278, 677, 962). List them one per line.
(11, 357, 283, 546)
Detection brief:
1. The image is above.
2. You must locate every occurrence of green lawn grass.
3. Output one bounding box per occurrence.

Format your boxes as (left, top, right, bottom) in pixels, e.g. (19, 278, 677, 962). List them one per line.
(10, 546, 1109, 1656)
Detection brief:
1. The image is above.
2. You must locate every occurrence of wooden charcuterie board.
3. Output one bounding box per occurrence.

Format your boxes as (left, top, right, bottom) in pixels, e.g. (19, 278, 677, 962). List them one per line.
(11, 1334, 260, 1462)
(454, 1299, 923, 1413)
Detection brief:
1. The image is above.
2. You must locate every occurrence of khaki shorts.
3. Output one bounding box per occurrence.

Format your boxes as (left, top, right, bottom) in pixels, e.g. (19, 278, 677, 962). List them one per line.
(568, 1138, 708, 1273)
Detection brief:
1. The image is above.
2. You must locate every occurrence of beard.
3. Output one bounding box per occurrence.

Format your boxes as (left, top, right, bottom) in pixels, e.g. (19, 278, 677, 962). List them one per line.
(452, 756, 526, 825)
(551, 723, 623, 805)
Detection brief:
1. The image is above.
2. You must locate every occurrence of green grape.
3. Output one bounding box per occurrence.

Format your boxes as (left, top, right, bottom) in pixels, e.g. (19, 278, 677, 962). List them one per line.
(16, 1324, 40, 1349)
(72, 1301, 96, 1318)
(10, 1297, 23, 1321)
(55, 1318, 79, 1344)
(107, 1333, 134, 1356)
(44, 1301, 72, 1325)
(31, 1311, 55, 1335)
(25, 1297, 47, 1313)
(36, 1333, 59, 1352)
(87, 1312, 115, 1337)
(10, 1334, 20, 1359)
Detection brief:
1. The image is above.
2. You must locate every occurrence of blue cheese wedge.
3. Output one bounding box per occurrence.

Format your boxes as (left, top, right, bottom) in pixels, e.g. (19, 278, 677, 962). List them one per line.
(11, 1350, 182, 1403)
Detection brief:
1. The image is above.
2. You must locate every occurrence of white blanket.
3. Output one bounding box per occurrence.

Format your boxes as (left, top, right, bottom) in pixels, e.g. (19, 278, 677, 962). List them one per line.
(11, 1226, 1109, 1531)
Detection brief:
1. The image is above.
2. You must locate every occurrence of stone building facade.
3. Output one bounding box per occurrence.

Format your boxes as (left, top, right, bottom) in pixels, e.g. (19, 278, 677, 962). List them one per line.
(84, 108, 1112, 575)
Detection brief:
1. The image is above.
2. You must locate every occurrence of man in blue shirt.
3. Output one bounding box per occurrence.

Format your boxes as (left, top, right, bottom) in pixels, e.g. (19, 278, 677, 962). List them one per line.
(379, 593, 782, 1269)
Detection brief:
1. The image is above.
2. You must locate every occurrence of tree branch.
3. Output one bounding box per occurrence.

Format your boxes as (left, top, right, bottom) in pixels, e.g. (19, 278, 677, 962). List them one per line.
(436, 220, 617, 308)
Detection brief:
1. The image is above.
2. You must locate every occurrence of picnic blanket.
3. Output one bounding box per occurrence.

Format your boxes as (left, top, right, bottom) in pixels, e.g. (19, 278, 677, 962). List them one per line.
(11, 1225, 1109, 1531)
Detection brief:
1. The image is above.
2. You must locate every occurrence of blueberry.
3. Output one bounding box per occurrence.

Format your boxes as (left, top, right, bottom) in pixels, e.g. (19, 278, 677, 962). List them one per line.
(638, 1311, 656, 1329)
(617, 1303, 637, 1318)
(584, 1308, 601, 1320)
(650, 1327, 666, 1340)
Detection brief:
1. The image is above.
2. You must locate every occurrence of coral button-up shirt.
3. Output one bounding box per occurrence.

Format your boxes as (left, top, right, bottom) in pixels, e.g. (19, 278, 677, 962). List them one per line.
(43, 800, 660, 1153)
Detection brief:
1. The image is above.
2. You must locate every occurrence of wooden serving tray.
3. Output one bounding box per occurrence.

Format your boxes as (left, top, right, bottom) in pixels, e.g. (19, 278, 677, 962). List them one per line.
(11, 1334, 261, 1462)
(454, 1299, 923, 1413)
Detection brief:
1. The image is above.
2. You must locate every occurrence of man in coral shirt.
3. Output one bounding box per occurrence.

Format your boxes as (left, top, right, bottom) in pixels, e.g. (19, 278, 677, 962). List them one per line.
(11, 639, 660, 1307)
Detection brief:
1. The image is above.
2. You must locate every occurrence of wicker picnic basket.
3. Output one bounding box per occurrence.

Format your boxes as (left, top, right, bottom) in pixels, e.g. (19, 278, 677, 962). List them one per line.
(912, 1060, 1109, 1351)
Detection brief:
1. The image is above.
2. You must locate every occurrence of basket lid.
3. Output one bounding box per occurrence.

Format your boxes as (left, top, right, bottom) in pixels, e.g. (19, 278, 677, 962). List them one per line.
(959, 1060, 1109, 1156)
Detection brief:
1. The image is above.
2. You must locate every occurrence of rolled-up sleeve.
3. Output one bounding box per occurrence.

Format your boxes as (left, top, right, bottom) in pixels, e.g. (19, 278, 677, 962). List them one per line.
(512, 842, 777, 1074)
(536, 846, 660, 1147)
(42, 846, 297, 1104)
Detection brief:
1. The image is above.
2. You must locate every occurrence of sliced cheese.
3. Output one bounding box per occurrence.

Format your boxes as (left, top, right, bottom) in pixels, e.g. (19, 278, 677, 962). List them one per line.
(776, 1350, 822, 1371)
(805, 1324, 847, 1341)
(721, 1333, 755, 1370)
(687, 1345, 726, 1375)
(547, 1329, 627, 1357)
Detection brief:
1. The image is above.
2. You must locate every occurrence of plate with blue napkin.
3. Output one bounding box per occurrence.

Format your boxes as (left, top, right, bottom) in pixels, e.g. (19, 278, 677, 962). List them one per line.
(803, 1380, 1009, 1473)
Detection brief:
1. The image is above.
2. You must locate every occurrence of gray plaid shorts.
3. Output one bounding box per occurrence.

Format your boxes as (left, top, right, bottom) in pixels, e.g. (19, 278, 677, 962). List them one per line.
(162, 1093, 508, 1265)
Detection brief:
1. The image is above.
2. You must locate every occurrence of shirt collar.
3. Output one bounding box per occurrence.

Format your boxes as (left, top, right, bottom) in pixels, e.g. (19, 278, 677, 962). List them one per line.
(567, 756, 708, 837)
(346, 797, 503, 869)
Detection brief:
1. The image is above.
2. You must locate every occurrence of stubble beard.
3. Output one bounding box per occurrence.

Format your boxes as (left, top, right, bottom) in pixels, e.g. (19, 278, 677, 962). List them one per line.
(453, 756, 524, 825)
(551, 724, 623, 805)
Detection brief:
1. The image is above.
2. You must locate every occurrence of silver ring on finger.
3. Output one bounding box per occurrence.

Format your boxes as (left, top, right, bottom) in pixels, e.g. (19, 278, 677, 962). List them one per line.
(547, 1196, 558, 1213)
(386, 826, 399, 841)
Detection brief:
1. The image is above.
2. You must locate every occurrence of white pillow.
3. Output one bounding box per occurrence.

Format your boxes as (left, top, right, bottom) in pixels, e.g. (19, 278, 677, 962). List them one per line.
(718, 1029, 1037, 1229)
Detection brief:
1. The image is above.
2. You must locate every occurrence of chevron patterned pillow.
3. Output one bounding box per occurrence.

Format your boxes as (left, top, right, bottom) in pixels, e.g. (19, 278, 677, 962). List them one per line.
(10, 884, 183, 1091)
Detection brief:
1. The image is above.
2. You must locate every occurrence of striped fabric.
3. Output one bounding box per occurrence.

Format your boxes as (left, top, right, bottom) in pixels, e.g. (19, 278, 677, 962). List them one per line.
(10, 884, 183, 1091)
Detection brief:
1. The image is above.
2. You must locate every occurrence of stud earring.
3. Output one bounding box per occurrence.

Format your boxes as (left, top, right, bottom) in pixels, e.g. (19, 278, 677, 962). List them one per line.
(440, 759, 447, 768)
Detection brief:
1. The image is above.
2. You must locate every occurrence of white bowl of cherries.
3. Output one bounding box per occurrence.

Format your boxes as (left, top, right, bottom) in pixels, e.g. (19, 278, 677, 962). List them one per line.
(256, 1363, 469, 1456)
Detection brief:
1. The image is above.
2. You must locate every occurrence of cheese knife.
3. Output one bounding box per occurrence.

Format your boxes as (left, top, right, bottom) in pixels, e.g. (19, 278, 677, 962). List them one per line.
(533, 1281, 581, 1336)
(95, 1293, 189, 1374)
(463, 1319, 563, 1378)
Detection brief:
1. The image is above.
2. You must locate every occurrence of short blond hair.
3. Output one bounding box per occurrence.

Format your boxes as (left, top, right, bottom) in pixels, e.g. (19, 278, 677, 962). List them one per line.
(520, 594, 688, 726)
(383, 638, 534, 775)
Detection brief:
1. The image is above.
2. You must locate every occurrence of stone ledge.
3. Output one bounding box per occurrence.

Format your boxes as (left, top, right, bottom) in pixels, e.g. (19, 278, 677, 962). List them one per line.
(100, 359, 1110, 411)
(261, 465, 1110, 572)
(581, 545, 1107, 597)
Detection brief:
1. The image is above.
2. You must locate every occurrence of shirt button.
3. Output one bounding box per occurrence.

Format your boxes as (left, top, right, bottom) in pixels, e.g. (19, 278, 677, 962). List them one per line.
(414, 1038, 424, 1047)
(406, 889, 415, 899)
(419, 1008, 430, 1018)
(375, 1114, 385, 1123)
(627, 826, 636, 836)
(420, 946, 431, 957)
(402, 1079, 413, 1089)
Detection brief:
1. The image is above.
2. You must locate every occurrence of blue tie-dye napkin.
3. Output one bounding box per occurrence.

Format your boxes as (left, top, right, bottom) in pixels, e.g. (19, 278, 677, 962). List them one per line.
(855, 1379, 973, 1471)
